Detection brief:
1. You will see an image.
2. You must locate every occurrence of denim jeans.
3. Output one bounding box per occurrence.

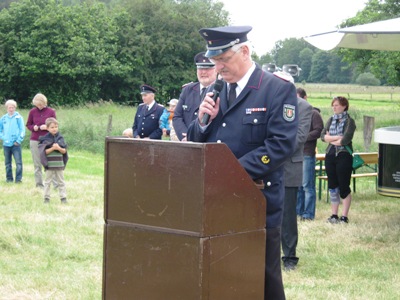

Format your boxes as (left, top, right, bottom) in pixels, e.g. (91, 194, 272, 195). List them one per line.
(297, 155, 316, 219)
(4, 144, 23, 182)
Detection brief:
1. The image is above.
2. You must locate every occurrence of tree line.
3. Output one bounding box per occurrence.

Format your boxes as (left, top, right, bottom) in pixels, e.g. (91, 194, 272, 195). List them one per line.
(0, 0, 398, 107)
(0, 0, 228, 107)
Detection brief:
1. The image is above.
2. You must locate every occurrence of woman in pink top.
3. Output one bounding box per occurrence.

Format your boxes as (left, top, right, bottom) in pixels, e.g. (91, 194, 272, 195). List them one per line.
(25, 93, 56, 188)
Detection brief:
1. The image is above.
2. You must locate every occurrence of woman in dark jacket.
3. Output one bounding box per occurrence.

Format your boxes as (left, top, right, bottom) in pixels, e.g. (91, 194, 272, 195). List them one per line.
(321, 96, 356, 224)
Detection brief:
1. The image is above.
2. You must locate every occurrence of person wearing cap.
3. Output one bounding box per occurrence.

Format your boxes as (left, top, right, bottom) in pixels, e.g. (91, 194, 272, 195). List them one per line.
(187, 26, 299, 300)
(132, 84, 164, 139)
(159, 98, 178, 139)
(172, 51, 217, 141)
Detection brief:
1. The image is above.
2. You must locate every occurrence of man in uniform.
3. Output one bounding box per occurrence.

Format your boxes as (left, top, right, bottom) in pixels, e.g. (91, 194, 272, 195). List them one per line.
(187, 26, 298, 300)
(132, 84, 164, 139)
(173, 52, 217, 141)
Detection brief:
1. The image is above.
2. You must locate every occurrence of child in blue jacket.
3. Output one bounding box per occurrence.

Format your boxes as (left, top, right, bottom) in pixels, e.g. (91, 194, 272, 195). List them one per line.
(0, 100, 25, 183)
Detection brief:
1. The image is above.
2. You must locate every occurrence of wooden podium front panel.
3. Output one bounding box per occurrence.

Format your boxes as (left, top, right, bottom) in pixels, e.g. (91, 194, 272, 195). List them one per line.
(105, 140, 205, 233)
(103, 224, 204, 299)
(103, 223, 265, 300)
(104, 138, 266, 236)
(207, 229, 266, 300)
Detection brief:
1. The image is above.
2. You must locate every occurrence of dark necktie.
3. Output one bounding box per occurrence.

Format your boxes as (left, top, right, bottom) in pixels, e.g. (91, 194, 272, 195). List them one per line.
(228, 83, 237, 107)
(200, 87, 206, 101)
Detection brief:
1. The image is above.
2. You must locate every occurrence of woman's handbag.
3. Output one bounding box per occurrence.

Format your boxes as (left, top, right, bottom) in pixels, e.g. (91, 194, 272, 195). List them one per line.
(345, 145, 365, 170)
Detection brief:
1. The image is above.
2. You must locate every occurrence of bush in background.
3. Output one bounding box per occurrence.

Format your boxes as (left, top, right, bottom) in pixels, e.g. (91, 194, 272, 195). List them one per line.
(356, 72, 381, 86)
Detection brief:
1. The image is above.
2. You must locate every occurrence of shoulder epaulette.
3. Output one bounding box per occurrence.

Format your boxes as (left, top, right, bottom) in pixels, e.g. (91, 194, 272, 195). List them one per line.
(273, 71, 294, 83)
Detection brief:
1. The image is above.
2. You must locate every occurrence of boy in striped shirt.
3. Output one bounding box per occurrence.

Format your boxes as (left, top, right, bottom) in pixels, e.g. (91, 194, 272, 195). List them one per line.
(39, 118, 68, 203)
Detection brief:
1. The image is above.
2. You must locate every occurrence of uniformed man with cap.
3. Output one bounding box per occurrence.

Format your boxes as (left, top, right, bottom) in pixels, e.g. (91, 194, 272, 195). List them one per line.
(187, 26, 299, 300)
(132, 84, 164, 139)
(172, 51, 217, 141)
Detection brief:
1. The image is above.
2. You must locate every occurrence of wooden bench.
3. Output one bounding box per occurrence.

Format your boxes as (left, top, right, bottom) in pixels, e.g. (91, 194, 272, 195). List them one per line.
(316, 152, 378, 201)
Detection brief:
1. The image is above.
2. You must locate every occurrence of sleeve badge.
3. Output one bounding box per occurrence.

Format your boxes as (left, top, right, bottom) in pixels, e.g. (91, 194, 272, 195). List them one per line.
(283, 104, 295, 122)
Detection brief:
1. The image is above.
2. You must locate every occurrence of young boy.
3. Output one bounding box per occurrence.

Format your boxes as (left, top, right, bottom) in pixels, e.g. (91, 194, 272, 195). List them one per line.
(38, 117, 68, 203)
(0, 99, 25, 183)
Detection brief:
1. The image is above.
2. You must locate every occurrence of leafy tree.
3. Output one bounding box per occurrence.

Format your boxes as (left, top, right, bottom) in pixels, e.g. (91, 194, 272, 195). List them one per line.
(297, 48, 313, 82)
(256, 53, 274, 67)
(0, 0, 130, 106)
(327, 52, 354, 84)
(308, 51, 331, 83)
(115, 0, 228, 103)
(0, 0, 15, 10)
(0, 0, 229, 105)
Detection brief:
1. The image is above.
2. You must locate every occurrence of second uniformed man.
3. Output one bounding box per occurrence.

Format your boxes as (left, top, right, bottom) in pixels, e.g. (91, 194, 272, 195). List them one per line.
(173, 52, 217, 141)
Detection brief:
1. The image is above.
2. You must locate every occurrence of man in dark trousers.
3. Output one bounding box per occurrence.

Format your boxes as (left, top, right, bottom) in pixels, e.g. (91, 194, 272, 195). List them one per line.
(281, 83, 312, 272)
(173, 52, 217, 141)
(187, 26, 298, 300)
(132, 84, 164, 139)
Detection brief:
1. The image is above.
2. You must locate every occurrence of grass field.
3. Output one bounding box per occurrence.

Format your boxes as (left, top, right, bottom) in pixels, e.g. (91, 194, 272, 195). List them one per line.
(0, 84, 400, 299)
(1, 149, 399, 299)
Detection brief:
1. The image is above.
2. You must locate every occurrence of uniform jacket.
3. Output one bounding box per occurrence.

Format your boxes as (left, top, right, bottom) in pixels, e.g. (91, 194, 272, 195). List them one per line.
(173, 82, 202, 140)
(38, 131, 69, 170)
(283, 97, 312, 187)
(25, 106, 56, 141)
(187, 66, 299, 228)
(0, 112, 25, 147)
(132, 102, 164, 139)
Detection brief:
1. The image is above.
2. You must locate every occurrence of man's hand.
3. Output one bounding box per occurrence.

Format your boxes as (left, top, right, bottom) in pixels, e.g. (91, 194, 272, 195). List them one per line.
(198, 93, 220, 125)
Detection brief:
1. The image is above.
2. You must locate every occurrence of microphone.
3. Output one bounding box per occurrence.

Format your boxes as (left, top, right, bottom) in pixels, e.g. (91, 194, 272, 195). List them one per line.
(200, 79, 224, 125)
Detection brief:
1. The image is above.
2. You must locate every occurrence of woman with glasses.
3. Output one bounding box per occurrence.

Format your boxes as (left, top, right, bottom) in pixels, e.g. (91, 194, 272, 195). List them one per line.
(321, 96, 356, 224)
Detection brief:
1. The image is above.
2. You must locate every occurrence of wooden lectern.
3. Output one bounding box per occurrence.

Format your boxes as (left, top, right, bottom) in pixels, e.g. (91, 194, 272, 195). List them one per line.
(103, 138, 266, 299)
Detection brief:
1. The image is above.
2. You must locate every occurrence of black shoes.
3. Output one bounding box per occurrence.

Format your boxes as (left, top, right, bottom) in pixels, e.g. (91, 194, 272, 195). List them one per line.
(327, 214, 339, 223)
(44, 198, 68, 204)
(327, 214, 349, 224)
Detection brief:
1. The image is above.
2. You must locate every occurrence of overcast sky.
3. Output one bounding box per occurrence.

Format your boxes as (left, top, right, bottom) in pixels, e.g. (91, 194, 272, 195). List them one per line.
(219, 0, 367, 55)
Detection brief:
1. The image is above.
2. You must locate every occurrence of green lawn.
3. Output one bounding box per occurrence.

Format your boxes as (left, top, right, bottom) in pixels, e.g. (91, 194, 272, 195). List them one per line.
(0, 86, 400, 299)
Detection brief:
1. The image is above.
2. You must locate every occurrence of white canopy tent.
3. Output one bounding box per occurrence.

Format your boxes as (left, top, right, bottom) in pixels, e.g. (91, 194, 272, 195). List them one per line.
(303, 17, 400, 51)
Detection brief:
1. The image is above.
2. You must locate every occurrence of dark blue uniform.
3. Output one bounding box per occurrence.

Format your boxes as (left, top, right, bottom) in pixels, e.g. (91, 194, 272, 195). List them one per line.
(172, 82, 202, 141)
(193, 25, 298, 300)
(188, 66, 298, 229)
(132, 103, 164, 139)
